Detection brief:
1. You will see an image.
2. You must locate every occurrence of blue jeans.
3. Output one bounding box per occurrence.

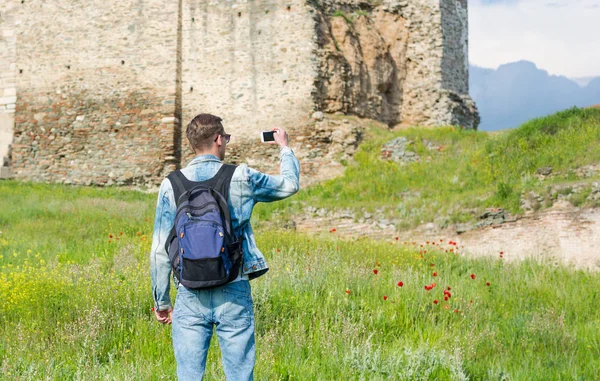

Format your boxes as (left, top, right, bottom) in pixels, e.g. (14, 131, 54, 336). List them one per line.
(172, 280, 255, 380)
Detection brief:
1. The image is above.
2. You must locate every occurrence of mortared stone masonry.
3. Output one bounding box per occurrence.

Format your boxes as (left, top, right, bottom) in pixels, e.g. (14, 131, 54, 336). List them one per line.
(1, 0, 479, 186)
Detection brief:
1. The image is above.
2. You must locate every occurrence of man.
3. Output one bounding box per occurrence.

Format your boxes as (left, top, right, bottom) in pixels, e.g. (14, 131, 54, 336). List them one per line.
(150, 113, 300, 380)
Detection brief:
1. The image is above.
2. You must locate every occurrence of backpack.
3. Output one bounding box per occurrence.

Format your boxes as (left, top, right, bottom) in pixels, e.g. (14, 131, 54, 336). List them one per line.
(165, 164, 243, 289)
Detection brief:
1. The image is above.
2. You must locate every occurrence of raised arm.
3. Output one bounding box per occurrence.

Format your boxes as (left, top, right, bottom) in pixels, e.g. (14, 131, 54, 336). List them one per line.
(250, 128, 300, 203)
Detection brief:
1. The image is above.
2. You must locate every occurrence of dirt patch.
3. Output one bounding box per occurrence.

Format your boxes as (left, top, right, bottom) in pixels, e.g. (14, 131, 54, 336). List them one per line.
(293, 202, 600, 271)
(459, 201, 600, 270)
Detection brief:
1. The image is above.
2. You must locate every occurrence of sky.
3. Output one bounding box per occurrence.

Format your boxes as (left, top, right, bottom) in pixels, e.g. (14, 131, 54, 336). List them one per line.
(468, 0, 600, 78)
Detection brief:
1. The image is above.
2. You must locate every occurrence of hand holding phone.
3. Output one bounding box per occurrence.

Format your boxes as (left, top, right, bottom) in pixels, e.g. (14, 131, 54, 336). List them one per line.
(260, 131, 276, 142)
(261, 128, 289, 147)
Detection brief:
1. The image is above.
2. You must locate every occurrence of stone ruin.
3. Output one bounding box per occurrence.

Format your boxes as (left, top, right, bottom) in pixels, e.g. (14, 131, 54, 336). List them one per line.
(0, 0, 479, 185)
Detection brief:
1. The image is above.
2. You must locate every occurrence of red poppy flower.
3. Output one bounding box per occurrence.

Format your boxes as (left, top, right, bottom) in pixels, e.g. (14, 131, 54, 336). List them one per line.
(432, 272, 437, 277)
(454, 309, 459, 313)
(109, 234, 113, 239)
(433, 299, 439, 304)
(447, 286, 451, 291)
(430, 263, 435, 267)
(151, 306, 155, 312)
(397, 281, 404, 287)
(383, 295, 388, 301)
(431, 283, 436, 288)
(329, 228, 337, 233)
(486, 282, 491, 286)
(444, 296, 449, 301)
(373, 269, 378, 275)
(345, 289, 351, 295)
(470, 274, 476, 280)
(395, 237, 399, 241)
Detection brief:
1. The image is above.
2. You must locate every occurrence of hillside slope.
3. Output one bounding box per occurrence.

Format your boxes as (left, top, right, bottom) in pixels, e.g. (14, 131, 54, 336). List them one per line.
(256, 107, 600, 269)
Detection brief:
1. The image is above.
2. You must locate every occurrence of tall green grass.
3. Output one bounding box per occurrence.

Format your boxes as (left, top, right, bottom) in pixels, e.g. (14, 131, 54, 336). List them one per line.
(0, 181, 155, 265)
(1, 182, 599, 380)
(256, 107, 600, 228)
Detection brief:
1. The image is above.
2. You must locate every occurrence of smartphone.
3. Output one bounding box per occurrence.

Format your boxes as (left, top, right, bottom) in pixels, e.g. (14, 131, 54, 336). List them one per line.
(260, 131, 276, 142)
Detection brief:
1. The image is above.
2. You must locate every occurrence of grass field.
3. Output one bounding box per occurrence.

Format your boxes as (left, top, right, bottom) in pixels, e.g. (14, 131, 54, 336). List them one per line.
(2, 108, 600, 380)
(1, 182, 599, 380)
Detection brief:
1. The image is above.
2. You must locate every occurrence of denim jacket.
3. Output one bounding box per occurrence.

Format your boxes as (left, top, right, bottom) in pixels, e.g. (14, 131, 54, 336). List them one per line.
(150, 147, 300, 311)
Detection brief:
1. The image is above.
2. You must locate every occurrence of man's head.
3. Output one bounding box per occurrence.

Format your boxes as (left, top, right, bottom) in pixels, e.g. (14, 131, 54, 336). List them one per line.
(186, 113, 230, 160)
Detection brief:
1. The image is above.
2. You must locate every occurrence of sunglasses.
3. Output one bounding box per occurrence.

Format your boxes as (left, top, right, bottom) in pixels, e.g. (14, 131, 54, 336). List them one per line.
(215, 133, 231, 144)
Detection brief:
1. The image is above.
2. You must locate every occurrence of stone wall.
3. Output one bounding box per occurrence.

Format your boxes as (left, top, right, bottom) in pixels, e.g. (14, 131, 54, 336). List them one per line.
(440, 0, 468, 95)
(310, 0, 478, 129)
(0, 4, 16, 173)
(180, 0, 317, 164)
(6, 0, 180, 186)
(399, 0, 478, 129)
(4, 0, 479, 185)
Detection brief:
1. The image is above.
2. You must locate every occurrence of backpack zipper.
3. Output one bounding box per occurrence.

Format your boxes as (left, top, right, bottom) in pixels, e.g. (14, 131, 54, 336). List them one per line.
(183, 217, 224, 228)
(185, 208, 219, 219)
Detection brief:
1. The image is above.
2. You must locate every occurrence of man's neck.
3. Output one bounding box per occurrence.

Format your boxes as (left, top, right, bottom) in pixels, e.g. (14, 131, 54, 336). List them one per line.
(194, 149, 220, 159)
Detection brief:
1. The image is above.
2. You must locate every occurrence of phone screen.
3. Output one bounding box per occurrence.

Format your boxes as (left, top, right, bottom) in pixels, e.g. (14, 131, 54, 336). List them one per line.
(261, 131, 275, 142)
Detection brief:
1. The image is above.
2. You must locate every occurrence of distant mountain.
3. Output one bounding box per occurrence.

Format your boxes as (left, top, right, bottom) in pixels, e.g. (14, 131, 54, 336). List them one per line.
(469, 61, 600, 131)
(571, 76, 599, 87)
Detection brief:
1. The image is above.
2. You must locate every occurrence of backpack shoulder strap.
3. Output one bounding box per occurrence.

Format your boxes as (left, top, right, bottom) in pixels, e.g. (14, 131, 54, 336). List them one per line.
(167, 170, 189, 207)
(167, 165, 237, 207)
(211, 164, 237, 239)
(213, 164, 237, 200)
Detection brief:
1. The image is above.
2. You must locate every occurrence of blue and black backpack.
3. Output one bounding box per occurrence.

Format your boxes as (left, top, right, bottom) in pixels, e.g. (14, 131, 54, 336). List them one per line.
(165, 164, 243, 289)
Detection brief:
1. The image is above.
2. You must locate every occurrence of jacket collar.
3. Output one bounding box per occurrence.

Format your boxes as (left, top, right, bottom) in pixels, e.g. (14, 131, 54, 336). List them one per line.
(186, 154, 222, 167)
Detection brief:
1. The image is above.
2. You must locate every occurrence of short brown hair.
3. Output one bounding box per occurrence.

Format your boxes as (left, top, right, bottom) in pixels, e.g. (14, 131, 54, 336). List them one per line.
(186, 113, 225, 151)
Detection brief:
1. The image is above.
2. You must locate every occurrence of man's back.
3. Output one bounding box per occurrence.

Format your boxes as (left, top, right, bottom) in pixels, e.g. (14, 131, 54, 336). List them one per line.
(150, 113, 299, 380)
(152, 148, 300, 300)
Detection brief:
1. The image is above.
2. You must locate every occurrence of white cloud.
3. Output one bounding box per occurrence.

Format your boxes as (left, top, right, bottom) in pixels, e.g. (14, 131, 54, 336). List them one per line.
(469, 0, 600, 78)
